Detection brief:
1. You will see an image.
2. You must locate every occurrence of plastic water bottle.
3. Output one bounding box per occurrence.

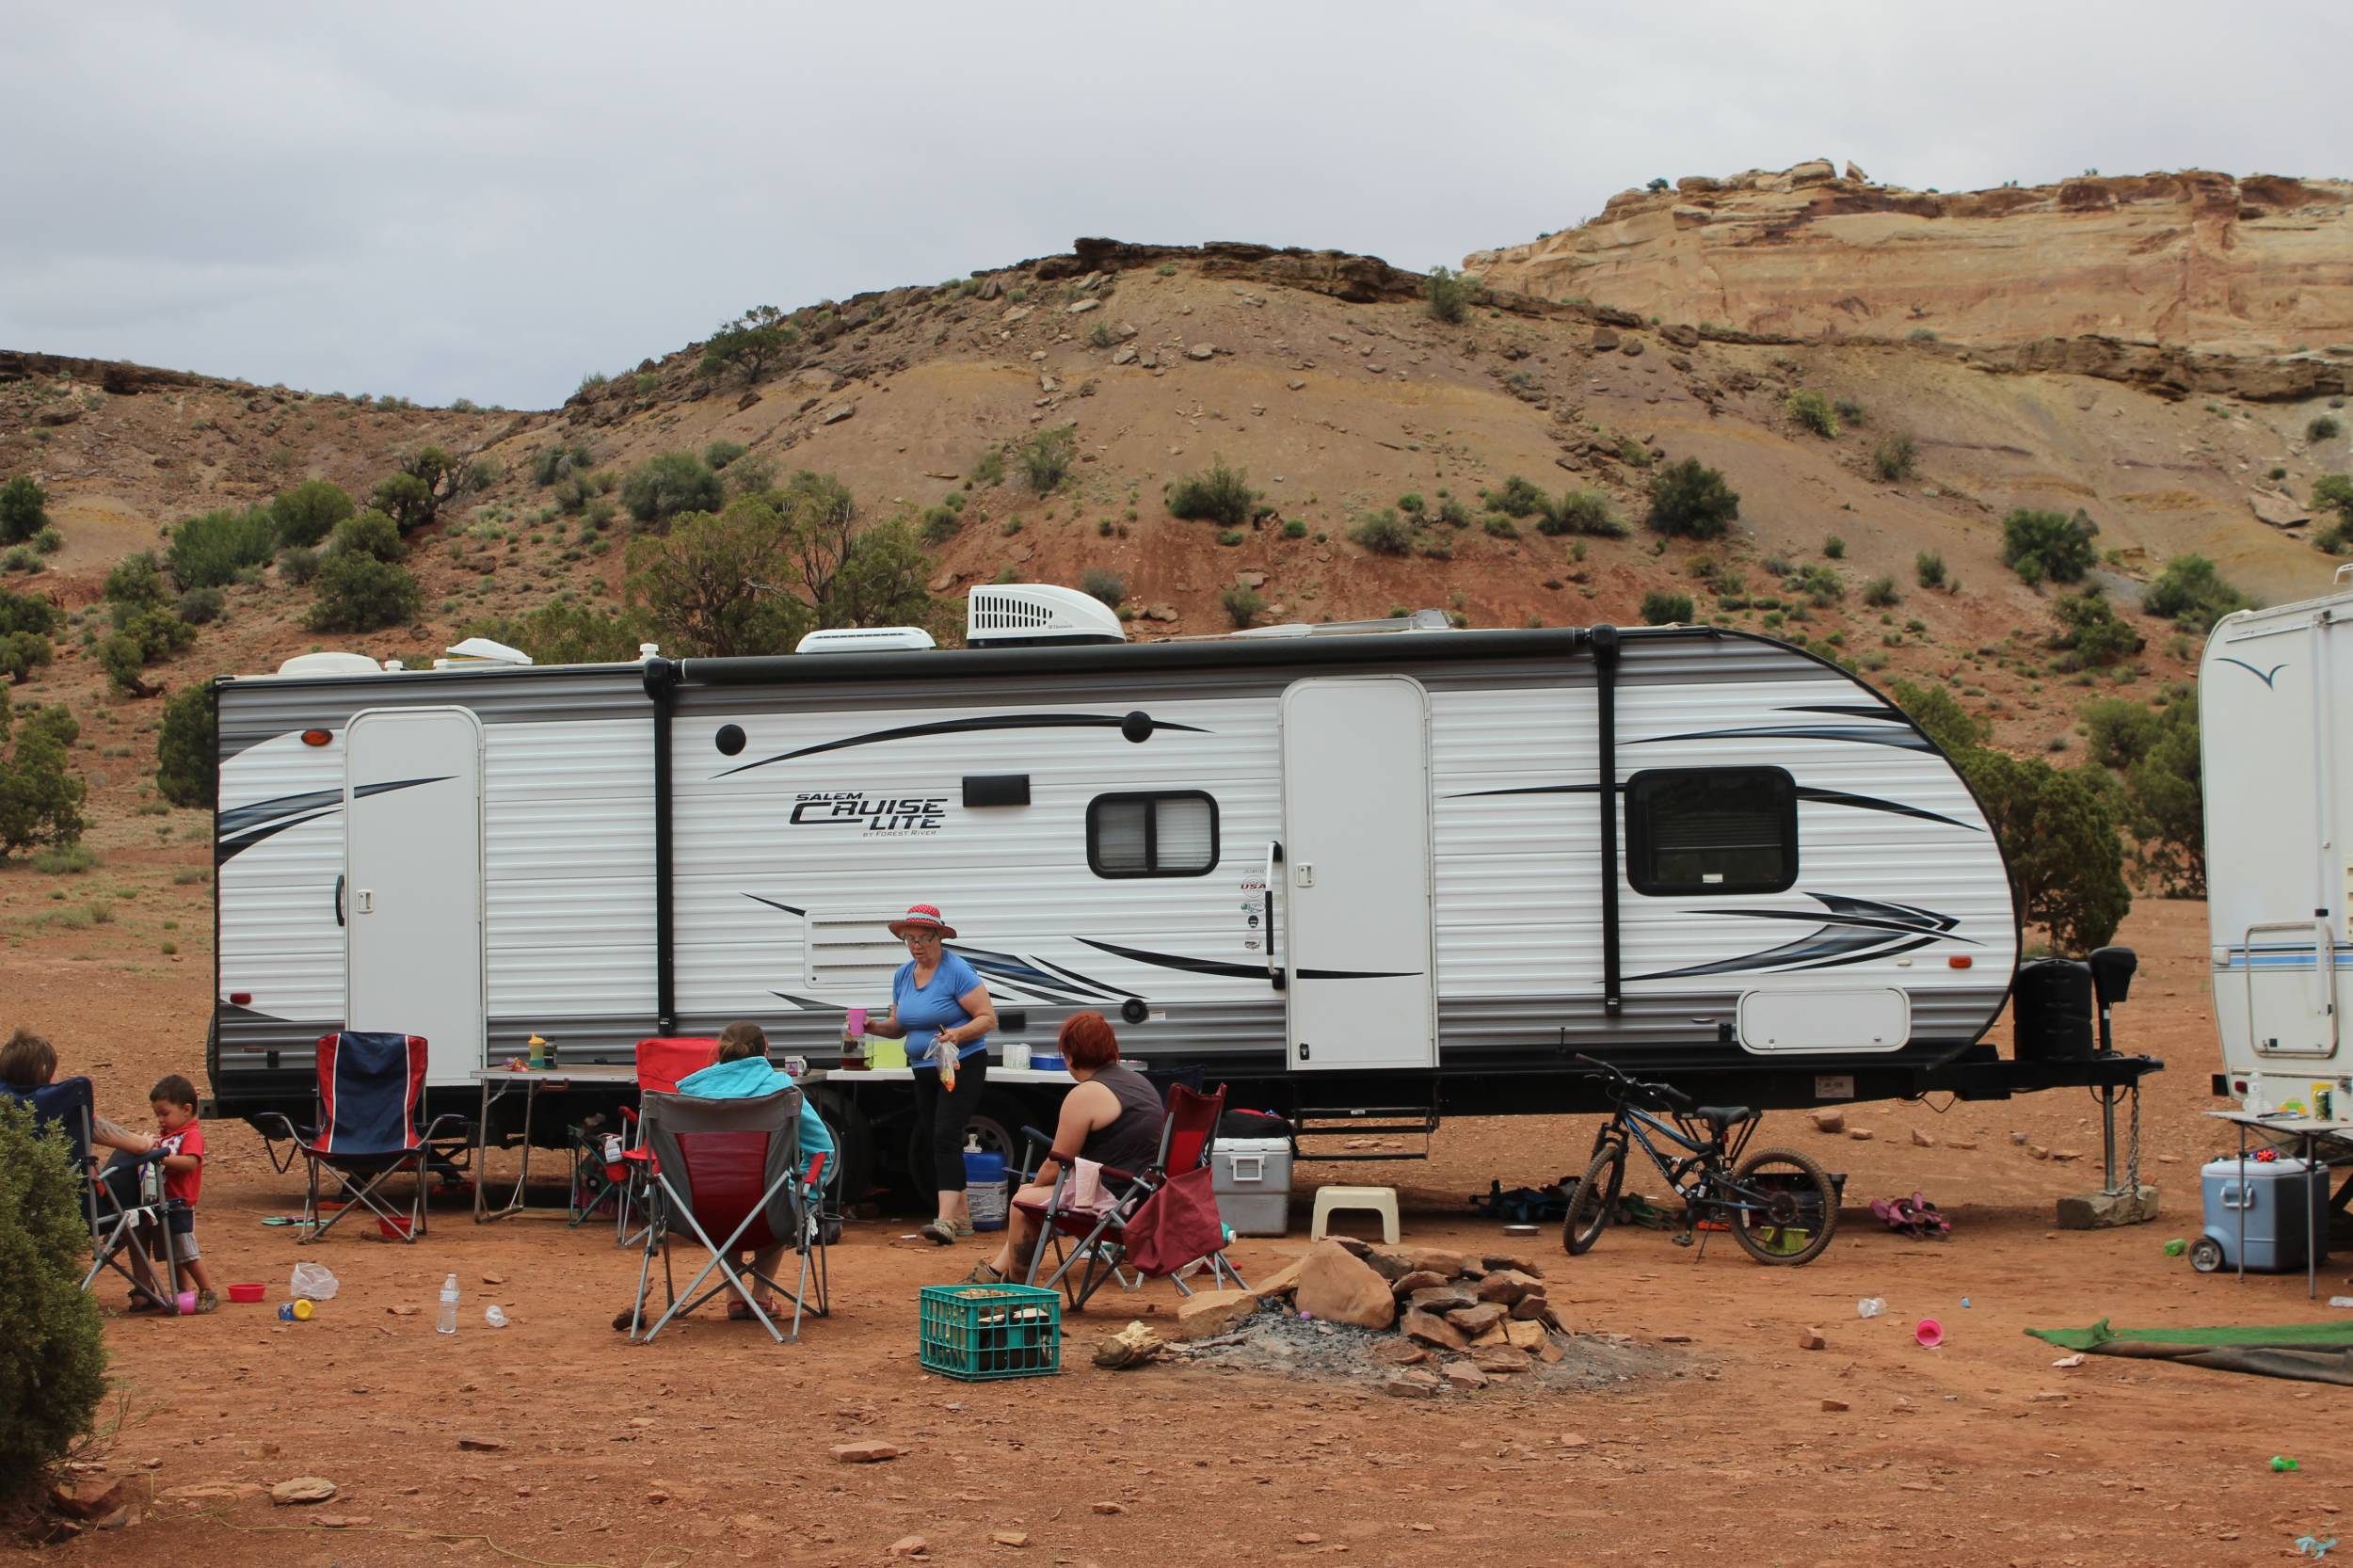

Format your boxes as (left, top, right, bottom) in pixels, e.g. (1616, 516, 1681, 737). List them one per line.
(437, 1273, 459, 1335)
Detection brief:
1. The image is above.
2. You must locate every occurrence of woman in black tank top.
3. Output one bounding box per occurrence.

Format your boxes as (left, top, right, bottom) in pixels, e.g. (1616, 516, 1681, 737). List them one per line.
(969, 1012, 1162, 1283)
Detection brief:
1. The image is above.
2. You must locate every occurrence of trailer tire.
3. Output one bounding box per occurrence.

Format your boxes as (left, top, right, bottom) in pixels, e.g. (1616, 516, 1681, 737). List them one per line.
(902, 1090, 1030, 1196)
(1563, 1144, 1625, 1256)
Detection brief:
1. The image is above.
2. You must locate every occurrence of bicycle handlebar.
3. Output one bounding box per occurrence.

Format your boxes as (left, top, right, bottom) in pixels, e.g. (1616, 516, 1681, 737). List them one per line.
(1572, 1053, 1694, 1110)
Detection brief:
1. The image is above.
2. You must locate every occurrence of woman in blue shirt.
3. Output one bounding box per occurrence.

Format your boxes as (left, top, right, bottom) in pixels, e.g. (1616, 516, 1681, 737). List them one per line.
(864, 904, 998, 1245)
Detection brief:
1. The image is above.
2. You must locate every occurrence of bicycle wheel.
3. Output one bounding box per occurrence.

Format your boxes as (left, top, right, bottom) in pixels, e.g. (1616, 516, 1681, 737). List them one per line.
(1562, 1143, 1625, 1256)
(1726, 1147, 1839, 1266)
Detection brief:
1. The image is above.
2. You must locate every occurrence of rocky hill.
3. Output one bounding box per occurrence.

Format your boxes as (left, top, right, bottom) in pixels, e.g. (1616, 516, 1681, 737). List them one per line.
(1463, 162, 2353, 361)
(5, 227, 2351, 790)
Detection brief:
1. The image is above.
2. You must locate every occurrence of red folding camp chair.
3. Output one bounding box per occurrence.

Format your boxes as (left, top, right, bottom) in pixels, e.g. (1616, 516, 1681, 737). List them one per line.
(258, 1032, 465, 1243)
(611, 1037, 717, 1246)
(622, 1086, 830, 1343)
(1015, 1082, 1248, 1311)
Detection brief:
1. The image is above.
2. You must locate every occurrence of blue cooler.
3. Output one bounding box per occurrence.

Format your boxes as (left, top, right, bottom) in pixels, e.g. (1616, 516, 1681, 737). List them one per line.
(2196, 1158, 2330, 1272)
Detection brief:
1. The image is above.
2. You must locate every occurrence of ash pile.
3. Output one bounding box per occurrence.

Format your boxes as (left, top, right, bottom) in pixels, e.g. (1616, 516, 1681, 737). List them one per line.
(1096, 1237, 1657, 1397)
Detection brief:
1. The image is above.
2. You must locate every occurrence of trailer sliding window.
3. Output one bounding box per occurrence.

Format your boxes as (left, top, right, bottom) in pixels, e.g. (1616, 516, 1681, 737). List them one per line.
(1625, 766, 1797, 896)
(1087, 792, 1219, 878)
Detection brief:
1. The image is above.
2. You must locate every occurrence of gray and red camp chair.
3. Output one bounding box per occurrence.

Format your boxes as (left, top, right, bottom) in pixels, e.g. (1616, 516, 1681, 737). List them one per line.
(258, 1032, 466, 1243)
(622, 1085, 830, 1344)
(1015, 1081, 1248, 1311)
(3, 1075, 179, 1308)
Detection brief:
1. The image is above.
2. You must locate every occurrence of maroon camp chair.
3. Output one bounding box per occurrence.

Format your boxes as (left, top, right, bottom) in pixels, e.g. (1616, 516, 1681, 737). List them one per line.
(622, 1085, 829, 1344)
(611, 1037, 719, 1245)
(1014, 1082, 1247, 1311)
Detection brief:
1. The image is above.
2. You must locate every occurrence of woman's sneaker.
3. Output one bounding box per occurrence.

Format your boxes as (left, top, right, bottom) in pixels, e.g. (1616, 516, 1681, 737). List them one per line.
(919, 1220, 957, 1246)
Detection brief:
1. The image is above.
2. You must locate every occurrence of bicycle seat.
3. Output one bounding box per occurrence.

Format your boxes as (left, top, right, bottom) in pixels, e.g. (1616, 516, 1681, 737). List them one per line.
(1694, 1105, 1756, 1129)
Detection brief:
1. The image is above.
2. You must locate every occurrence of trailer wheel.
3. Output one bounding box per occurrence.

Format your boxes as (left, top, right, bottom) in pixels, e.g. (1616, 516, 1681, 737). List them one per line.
(2188, 1235, 2224, 1274)
(902, 1090, 1031, 1194)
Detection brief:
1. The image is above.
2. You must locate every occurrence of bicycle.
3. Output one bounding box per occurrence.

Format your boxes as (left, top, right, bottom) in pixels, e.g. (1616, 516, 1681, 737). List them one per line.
(1561, 1054, 1839, 1266)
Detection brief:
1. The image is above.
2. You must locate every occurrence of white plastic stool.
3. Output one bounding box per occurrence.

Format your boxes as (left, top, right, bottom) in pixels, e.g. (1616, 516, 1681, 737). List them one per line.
(1310, 1184, 1401, 1245)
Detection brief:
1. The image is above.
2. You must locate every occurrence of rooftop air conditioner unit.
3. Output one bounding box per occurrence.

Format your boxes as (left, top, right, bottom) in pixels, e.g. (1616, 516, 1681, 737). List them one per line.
(795, 626, 938, 654)
(965, 584, 1128, 648)
(274, 651, 390, 678)
(433, 636, 534, 669)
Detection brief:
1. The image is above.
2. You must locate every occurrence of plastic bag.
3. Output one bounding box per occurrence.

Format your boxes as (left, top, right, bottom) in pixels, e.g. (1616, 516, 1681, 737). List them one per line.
(290, 1261, 340, 1301)
(1855, 1297, 1885, 1319)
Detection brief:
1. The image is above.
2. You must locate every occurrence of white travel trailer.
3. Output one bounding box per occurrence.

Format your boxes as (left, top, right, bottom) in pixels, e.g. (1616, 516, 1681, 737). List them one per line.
(206, 586, 2153, 1192)
(2203, 567, 2353, 1112)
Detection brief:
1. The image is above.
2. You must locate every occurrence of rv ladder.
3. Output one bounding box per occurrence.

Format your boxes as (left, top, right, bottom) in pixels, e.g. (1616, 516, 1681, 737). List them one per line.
(1291, 1105, 1441, 1161)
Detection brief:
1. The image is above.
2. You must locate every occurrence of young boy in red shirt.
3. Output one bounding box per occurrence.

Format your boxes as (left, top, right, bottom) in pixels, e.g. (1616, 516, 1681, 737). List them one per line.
(133, 1074, 217, 1313)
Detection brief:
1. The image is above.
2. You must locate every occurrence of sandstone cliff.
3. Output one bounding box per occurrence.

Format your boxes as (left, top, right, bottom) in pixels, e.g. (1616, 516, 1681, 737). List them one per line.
(1464, 163, 2353, 360)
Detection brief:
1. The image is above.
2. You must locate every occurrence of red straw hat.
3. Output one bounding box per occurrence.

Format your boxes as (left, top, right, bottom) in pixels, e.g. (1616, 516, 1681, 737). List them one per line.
(888, 903, 957, 940)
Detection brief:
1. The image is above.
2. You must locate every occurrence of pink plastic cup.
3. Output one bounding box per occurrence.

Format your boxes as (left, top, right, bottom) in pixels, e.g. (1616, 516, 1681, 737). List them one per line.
(176, 1289, 198, 1315)
(845, 1007, 869, 1038)
(1914, 1318, 1944, 1349)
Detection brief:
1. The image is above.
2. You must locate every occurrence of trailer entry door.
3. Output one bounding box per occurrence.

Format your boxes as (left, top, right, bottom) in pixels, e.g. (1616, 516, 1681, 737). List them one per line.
(1279, 677, 1435, 1070)
(344, 709, 485, 1088)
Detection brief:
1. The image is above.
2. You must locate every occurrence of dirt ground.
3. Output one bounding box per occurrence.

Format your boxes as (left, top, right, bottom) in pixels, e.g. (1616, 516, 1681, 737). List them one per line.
(13, 892, 2353, 1568)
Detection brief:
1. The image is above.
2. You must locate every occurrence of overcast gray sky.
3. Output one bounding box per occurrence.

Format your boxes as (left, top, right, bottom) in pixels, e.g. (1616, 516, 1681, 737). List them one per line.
(5, 1, 2345, 410)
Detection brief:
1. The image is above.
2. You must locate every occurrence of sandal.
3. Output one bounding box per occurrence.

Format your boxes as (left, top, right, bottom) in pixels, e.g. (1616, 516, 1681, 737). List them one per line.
(726, 1298, 754, 1320)
(962, 1259, 1007, 1285)
(194, 1289, 218, 1315)
(126, 1290, 162, 1314)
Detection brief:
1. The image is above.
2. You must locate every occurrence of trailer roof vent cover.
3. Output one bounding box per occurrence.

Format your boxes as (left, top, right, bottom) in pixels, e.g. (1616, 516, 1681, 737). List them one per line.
(433, 636, 534, 669)
(274, 651, 390, 678)
(967, 584, 1128, 648)
(795, 626, 938, 654)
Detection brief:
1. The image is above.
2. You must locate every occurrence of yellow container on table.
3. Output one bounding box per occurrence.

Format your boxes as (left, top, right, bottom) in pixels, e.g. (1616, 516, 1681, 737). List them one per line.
(869, 1039, 908, 1068)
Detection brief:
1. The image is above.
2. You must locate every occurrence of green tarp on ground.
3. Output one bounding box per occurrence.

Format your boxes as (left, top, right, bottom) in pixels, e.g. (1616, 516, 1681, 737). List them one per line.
(2025, 1319, 2353, 1384)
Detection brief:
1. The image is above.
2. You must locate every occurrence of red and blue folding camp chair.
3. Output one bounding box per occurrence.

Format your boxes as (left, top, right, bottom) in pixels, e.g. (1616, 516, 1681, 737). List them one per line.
(622, 1085, 830, 1344)
(4, 1075, 179, 1307)
(1015, 1082, 1248, 1311)
(258, 1032, 465, 1243)
(609, 1037, 718, 1246)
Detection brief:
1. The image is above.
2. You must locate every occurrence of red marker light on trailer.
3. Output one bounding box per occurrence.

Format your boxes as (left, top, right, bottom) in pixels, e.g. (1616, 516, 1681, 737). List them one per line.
(1947, 955, 1972, 968)
(300, 728, 331, 746)
(228, 993, 251, 1005)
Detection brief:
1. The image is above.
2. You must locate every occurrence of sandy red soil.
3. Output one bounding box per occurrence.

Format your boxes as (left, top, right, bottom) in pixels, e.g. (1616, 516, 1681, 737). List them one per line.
(13, 895, 2353, 1568)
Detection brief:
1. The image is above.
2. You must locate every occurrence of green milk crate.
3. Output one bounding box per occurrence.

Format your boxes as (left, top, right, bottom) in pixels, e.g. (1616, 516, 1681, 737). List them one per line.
(917, 1283, 1062, 1381)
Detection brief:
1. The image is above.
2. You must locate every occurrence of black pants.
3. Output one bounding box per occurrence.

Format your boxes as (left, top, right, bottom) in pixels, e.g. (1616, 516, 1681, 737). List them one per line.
(908, 1057, 987, 1193)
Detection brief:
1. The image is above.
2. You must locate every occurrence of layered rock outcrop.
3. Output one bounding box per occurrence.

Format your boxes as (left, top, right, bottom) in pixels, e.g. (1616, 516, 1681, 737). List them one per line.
(1465, 166, 2353, 358)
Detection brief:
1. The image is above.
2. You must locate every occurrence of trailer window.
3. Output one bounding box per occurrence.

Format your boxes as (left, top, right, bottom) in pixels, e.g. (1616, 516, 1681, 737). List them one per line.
(1088, 792, 1219, 878)
(1625, 768, 1796, 896)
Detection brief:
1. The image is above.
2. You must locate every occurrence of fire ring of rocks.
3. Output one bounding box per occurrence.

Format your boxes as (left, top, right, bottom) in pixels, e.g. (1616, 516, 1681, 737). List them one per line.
(1096, 1236, 1663, 1397)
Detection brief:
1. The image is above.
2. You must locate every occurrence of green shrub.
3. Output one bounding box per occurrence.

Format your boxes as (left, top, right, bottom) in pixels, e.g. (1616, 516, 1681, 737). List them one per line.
(1397, 492, 1425, 516)
(33, 844, 97, 874)
(704, 440, 748, 471)
(459, 602, 648, 665)
(1485, 476, 1548, 519)
(920, 505, 961, 546)
(2000, 507, 2099, 585)
(698, 304, 795, 383)
(1437, 497, 1472, 528)
(328, 509, 404, 562)
(622, 452, 726, 529)
(1016, 425, 1077, 492)
(268, 478, 355, 548)
(0, 631, 49, 684)
(1166, 458, 1257, 526)
(1785, 389, 1839, 437)
(969, 447, 1006, 488)
(1220, 585, 1266, 628)
(2314, 472, 2353, 532)
(0, 587, 59, 645)
(173, 586, 224, 625)
(1862, 575, 1900, 608)
(0, 476, 49, 545)
(1425, 265, 1470, 324)
(31, 525, 61, 555)
(1914, 550, 1946, 589)
(2085, 691, 2204, 894)
(531, 443, 597, 487)
(1349, 508, 1416, 555)
(1871, 433, 1918, 482)
(1795, 565, 1845, 605)
(1822, 535, 1846, 559)
(1641, 590, 1694, 624)
(279, 545, 321, 584)
(156, 684, 216, 808)
(1080, 568, 1127, 607)
(1645, 458, 1740, 539)
(167, 506, 276, 588)
(0, 693, 87, 855)
(2050, 586, 2143, 668)
(2142, 554, 2253, 631)
(1217, 529, 1244, 546)
(2308, 415, 2343, 443)
(1282, 519, 1308, 538)
(0, 1096, 108, 1505)
(308, 553, 423, 632)
(1833, 395, 1865, 426)
(1540, 489, 1625, 537)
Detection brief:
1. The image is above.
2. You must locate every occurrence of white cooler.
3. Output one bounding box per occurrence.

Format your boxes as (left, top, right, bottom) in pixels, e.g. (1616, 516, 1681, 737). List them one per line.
(1212, 1135, 1294, 1237)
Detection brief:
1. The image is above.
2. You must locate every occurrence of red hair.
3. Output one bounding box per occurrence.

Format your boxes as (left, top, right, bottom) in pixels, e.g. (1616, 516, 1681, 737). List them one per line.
(1059, 1010, 1120, 1071)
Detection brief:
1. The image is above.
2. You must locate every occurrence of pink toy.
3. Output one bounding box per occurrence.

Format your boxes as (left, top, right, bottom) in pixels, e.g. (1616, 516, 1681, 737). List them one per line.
(1914, 1317, 1944, 1349)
